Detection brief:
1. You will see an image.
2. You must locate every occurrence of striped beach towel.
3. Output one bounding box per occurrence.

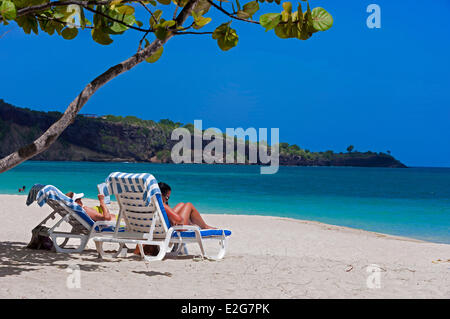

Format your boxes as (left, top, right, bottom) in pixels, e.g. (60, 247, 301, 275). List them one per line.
(26, 183, 45, 206)
(100, 172, 161, 206)
(36, 185, 94, 226)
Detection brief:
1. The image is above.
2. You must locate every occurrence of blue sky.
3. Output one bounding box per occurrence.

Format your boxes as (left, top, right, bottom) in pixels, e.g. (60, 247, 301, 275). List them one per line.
(1, 0, 449, 167)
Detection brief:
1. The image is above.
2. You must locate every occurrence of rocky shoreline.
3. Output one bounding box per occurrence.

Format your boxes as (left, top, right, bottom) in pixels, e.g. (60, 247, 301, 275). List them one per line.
(0, 99, 407, 168)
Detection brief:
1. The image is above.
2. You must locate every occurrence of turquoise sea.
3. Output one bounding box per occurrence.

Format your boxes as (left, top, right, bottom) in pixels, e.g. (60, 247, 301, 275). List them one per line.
(1, 161, 449, 244)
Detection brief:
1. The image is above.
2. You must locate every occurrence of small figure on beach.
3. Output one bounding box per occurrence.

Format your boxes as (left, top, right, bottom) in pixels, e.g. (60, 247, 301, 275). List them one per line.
(66, 191, 116, 222)
(18, 185, 26, 192)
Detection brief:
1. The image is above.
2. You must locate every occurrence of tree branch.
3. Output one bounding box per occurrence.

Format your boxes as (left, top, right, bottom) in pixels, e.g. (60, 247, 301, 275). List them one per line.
(207, 0, 260, 25)
(175, 0, 199, 26)
(0, 29, 13, 39)
(138, 0, 158, 22)
(137, 30, 150, 52)
(0, 0, 201, 173)
(173, 5, 179, 20)
(15, 0, 113, 18)
(5, 0, 151, 33)
(37, 14, 95, 29)
(83, 6, 152, 33)
(173, 31, 212, 35)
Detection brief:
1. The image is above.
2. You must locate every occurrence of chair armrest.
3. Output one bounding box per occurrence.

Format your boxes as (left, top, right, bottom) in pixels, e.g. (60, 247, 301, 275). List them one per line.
(171, 225, 201, 232)
(93, 220, 117, 227)
(92, 220, 118, 231)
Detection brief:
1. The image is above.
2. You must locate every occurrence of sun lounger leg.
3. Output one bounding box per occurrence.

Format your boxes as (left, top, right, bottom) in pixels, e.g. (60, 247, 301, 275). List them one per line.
(58, 226, 83, 248)
(51, 233, 89, 254)
(95, 241, 126, 259)
(167, 242, 189, 257)
(179, 243, 188, 255)
(59, 237, 70, 248)
(140, 243, 167, 262)
(137, 244, 145, 259)
(205, 237, 228, 260)
(195, 233, 205, 258)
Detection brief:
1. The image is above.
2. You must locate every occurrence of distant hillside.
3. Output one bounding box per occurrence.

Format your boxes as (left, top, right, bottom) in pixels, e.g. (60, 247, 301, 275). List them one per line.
(0, 99, 407, 168)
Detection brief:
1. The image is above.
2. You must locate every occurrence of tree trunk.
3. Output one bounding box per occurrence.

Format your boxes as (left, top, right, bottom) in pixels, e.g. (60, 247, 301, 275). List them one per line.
(0, 0, 199, 173)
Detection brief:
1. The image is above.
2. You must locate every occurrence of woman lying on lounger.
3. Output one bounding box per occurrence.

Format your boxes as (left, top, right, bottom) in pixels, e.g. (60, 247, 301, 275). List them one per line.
(158, 182, 216, 229)
(66, 192, 116, 222)
(134, 182, 216, 256)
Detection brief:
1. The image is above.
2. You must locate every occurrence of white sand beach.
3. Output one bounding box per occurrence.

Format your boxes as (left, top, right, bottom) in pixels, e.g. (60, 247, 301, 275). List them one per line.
(0, 194, 448, 299)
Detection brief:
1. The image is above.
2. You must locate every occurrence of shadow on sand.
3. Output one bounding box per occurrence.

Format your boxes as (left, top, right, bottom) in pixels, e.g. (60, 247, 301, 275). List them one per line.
(0, 241, 107, 278)
(131, 270, 173, 277)
(0, 242, 199, 279)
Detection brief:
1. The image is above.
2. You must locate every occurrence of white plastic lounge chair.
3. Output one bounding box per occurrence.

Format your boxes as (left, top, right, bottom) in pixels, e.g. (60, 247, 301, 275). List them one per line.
(30, 185, 123, 254)
(92, 172, 232, 262)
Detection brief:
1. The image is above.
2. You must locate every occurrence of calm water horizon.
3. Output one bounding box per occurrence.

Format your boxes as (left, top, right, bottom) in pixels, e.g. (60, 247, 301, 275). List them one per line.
(1, 161, 449, 244)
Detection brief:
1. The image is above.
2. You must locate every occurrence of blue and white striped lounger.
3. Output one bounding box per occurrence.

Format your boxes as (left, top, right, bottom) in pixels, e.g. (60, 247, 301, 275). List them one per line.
(92, 172, 232, 262)
(30, 185, 123, 254)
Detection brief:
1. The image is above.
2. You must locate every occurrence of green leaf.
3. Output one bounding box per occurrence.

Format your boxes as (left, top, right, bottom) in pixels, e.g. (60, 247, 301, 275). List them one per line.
(61, 27, 78, 39)
(54, 21, 64, 35)
(311, 7, 333, 31)
(212, 22, 239, 51)
(52, 10, 65, 20)
(157, 0, 171, 4)
(192, 12, 211, 30)
(274, 24, 289, 39)
(92, 28, 113, 45)
(150, 9, 163, 27)
(173, 0, 189, 6)
(107, 6, 136, 33)
(273, 2, 298, 39)
(259, 13, 281, 32)
(296, 3, 303, 25)
(79, 7, 86, 29)
(161, 19, 176, 28)
(257, 0, 280, 3)
(140, 0, 157, 5)
(242, 1, 259, 18)
(12, 0, 27, 8)
(153, 19, 175, 40)
(155, 25, 169, 40)
(296, 2, 313, 40)
(193, 0, 211, 15)
(236, 10, 250, 19)
(39, 19, 55, 35)
(0, 0, 16, 20)
(16, 15, 38, 34)
(194, 17, 211, 29)
(103, 6, 135, 34)
(109, 21, 128, 33)
(145, 46, 164, 63)
(116, 5, 135, 15)
(282, 1, 292, 14)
